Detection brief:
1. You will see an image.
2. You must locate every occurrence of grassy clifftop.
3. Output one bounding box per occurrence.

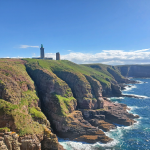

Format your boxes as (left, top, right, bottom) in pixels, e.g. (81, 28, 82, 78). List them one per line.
(0, 59, 48, 136)
(25, 59, 115, 88)
(83, 63, 126, 83)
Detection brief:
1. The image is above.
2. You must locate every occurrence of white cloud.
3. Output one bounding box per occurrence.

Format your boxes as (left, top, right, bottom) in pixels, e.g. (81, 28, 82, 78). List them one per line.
(67, 50, 72, 52)
(133, 48, 150, 52)
(45, 48, 150, 65)
(19, 45, 39, 48)
(45, 53, 56, 59)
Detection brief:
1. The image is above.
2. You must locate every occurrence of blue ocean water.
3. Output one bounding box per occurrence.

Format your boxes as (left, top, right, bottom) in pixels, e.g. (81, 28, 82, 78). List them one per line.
(59, 78, 150, 150)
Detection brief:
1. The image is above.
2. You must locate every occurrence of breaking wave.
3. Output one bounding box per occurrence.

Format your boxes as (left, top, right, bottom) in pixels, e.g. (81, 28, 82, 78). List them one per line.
(123, 85, 137, 91)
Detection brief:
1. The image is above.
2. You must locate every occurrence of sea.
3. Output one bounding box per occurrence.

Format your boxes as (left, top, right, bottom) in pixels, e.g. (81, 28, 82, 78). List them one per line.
(59, 78, 150, 150)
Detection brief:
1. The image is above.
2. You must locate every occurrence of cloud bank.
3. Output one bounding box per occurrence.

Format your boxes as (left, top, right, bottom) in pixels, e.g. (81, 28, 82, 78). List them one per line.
(46, 48, 150, 65)
(19, 45, 39, 48)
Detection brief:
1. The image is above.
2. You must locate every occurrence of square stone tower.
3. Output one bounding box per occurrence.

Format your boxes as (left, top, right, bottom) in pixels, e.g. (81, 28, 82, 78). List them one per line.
(40, 44, 44, 59)
(56, 52, 60, 60)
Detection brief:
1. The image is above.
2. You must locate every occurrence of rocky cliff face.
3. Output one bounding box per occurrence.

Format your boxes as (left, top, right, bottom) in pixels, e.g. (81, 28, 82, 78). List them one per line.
(53, 71, 104, 109)
(52, 71, 94, 109)
(117, 65, 150, 78)
(0, 129, 61, 150)
(83, 64, 139, 97)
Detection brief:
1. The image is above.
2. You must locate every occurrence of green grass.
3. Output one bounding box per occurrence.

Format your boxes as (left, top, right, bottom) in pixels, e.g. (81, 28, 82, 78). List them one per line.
(29, 107, 46, 119)
(83, 63, 125, 82)
(25, 59, 113, 88)
(0, 99, 44, 136)
(21, 90, 39, 107)
(0, 59, 35, 91)
(0, 127, 10, 133)
(53, 94, 76, 116)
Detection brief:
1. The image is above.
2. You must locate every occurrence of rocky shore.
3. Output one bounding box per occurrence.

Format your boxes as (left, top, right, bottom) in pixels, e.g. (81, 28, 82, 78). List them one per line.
(0, 59, 142, 150)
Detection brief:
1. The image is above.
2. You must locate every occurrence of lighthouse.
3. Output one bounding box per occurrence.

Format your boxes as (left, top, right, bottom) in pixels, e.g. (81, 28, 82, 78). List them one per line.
(40, 44, 44, 59)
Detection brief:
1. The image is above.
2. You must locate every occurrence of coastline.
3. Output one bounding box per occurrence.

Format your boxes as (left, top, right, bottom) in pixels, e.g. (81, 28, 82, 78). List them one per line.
(58, 79, 142, 150)
(1, 59, 150, 150)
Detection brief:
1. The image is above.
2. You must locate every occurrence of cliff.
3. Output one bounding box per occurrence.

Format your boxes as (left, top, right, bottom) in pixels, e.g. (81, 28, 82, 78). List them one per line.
(0, 59, 140, 150)
(0, 59, 61, 150)
(117, 65, 150, 78)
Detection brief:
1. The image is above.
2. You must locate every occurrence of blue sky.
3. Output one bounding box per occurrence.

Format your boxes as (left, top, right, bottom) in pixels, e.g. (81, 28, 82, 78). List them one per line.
(1, 0, 150, 65)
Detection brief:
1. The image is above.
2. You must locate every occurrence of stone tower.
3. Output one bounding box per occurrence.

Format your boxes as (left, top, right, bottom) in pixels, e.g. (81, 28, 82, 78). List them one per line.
(56, 52, 60, 60)
(40, 44, 44, 59)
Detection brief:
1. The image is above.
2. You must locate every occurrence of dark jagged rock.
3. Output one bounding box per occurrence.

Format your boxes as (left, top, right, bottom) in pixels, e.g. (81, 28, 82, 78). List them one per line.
(88, 119, 116, 132)
(85, 75, 104, 108)
(73, 130, 112, 144)
(81, 99, 139, 131)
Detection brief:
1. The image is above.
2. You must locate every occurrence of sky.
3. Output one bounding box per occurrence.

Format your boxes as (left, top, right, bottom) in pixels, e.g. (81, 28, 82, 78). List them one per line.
(0, 0, 150, 65)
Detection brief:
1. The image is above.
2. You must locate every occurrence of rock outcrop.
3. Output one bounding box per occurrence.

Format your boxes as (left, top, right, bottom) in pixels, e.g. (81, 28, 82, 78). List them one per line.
(0, 132, 21, 150)
(0, 128, 60, 150)
(81, 98, 139, 132)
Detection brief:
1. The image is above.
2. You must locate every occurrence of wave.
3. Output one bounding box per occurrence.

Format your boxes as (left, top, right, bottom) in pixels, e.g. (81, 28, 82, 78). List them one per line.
(58, 139, 118, 150)
(106, 120, 140, 138)
(128, 106, 148, 111)
(135, 79, 149, 84)
(127, 94, 149, 99)
(59, 140, 92, 150)
(136, 80, 144, 84)
(123, 85, 137, 91)
(122, 92, 150, 99)
(92, 139, 118, 148)
(110, 97, 124, 100)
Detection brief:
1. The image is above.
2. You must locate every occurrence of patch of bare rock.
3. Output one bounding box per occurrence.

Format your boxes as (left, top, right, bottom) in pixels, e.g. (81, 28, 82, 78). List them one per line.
(0, 130, 65, 150)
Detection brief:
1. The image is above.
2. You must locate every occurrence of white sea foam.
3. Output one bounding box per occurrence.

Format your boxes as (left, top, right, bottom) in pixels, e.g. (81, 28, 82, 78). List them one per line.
(134, 79, 144, 84)
(123, 85, 137, 91)
(105, 120, 140, 141)
(59, 140, 92, 150)
(122, 93, 149, 99)
(127, 106, 148, 112)
(128, 106, 140, 111)
(133, 94, 149, 98)
(59, 139, 118, 150)
(93, 139, 119, 148)
(110, 97, 124, 100)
